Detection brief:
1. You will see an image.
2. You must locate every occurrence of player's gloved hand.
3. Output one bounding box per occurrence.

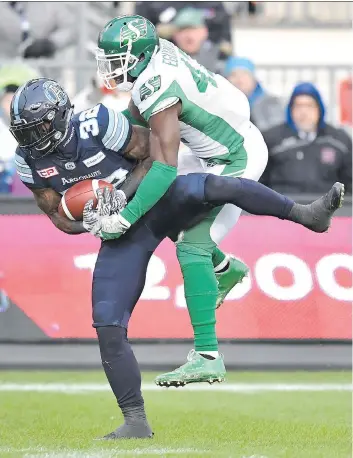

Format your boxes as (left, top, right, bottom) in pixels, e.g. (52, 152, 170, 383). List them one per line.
(82, 188, 111, 236)
(83, 188, 131, 240)
(110, 188, 127, 214)
(82, 199, 102, 237)
(99, 212, 131, 240)
(97, 187, 130, 240)
(97, 187, 113, 217)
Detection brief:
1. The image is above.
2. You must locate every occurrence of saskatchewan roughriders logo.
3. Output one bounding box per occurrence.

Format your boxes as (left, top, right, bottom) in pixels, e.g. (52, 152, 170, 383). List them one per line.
(140, 76, 161, 101)
(120, 18, 147, 47)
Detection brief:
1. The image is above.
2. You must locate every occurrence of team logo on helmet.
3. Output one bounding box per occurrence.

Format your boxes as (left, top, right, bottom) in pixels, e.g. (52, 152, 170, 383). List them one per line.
(43, 81, 68, 107)
(120, 18, 147, 47)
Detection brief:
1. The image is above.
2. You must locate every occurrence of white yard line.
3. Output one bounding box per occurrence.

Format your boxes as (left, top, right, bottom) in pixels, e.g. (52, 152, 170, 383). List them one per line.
(0, 382, 351, 393)
(0, 447, 210, 457)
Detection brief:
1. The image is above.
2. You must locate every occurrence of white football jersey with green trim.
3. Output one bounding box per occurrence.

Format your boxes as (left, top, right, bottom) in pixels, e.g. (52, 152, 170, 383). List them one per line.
(132, 39, 251, 160)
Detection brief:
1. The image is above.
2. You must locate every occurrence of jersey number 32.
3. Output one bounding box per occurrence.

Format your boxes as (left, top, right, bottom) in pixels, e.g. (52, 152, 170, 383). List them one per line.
(79, 105, 100, 139)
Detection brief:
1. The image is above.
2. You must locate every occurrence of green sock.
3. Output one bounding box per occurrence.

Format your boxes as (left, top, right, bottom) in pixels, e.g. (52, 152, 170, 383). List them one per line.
(177, 244, 218, 352)
(212, 247, 227, 270)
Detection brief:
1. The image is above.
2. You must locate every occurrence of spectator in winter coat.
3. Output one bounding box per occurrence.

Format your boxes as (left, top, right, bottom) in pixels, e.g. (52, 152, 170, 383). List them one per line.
(261, 82, 352, 194)
(225, 57, 284, 132)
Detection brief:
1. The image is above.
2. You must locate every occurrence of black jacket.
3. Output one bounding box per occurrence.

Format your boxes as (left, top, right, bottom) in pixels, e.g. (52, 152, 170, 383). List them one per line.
(261, 123, 352, 194)
(261, 82, 352, 194)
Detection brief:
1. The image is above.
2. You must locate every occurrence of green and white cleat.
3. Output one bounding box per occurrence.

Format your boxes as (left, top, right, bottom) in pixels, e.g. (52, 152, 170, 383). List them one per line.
(155, 350, 226, 387)
(216, 256, 249, 309)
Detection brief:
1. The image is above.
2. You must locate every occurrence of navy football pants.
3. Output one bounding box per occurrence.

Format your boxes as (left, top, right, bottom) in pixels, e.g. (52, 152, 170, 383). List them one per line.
(92, 173, 211, 329)
(92, 172, 293, 328)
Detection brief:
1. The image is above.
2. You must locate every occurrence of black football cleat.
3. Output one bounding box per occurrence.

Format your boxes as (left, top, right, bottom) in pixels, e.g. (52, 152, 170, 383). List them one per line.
(299, 182, 345, 233)
(96, 420, 154, 440)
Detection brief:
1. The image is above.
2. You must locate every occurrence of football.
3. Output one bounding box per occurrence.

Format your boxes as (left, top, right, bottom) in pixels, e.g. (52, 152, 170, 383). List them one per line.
(58, 179, 113, 221)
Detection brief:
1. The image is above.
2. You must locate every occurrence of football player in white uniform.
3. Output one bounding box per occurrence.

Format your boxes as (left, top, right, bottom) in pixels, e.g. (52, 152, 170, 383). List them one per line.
(95, 15, 278, 386)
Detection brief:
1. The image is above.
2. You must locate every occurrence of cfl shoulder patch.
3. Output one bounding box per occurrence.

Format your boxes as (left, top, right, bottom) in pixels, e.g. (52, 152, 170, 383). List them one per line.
(140, 76, 161, 101)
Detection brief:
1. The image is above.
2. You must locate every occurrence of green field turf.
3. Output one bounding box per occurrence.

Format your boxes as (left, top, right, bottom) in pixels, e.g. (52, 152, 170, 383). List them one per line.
(0, 371, 351, 458)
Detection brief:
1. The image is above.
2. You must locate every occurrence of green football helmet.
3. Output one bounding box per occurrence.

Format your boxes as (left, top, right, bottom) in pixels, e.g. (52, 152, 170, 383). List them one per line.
(96, 15, 159, 92)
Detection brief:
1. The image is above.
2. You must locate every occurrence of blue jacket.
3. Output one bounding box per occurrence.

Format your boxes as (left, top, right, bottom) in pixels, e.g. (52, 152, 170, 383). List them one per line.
(286, 82, 326, 132)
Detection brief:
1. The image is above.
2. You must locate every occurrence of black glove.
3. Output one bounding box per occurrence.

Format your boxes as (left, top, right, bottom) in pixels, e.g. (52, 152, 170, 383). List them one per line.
(23, 39, 56, 59)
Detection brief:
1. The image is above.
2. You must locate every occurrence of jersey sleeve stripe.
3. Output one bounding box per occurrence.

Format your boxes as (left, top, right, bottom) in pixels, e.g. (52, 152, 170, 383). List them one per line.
(17, 171, 34, 184)
(15, 160, 30, 170)
(17, 170, 33, 178)
(110, 114, 130, 152)
(16, 164, 32, 174)
(102, 108, 118, 147)
(104, 110, 122, 150)
(15, 154, 28, 166)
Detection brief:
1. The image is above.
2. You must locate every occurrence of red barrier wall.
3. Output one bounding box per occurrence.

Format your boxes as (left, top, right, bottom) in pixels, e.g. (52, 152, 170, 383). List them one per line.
(1, 215, 351, 339)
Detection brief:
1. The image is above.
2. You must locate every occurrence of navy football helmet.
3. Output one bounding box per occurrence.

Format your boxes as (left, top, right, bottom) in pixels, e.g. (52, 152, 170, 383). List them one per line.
(9, 78, 73, 159)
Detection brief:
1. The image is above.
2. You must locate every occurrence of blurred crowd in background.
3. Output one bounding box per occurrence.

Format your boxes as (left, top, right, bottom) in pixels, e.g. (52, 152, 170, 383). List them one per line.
(0, 1, 351, 196)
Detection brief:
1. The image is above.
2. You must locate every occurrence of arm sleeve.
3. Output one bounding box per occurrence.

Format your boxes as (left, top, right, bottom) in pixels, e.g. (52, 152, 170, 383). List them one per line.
(14, 150, 45, 189)
(97, 104, 132, 155)
(120, 161, 177, 225)
(121, 108, 149, 128)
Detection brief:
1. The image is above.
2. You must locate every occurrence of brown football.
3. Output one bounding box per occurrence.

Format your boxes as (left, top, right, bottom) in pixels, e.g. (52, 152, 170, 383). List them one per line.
(58, 179, 113, 221)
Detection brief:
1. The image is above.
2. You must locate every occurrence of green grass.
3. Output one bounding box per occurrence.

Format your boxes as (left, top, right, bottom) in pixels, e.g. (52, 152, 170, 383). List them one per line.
(0, 371, 351, 458)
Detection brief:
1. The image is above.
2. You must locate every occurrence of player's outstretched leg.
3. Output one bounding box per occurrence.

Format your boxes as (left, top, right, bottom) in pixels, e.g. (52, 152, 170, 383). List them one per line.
(204, 176, 344, 232)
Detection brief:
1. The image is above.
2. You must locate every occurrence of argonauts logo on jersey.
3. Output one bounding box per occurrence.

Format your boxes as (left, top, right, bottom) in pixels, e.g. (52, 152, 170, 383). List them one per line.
(120, 18, 147, 47)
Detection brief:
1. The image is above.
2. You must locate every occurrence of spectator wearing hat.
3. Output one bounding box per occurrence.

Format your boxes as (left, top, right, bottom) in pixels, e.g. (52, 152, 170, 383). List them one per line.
(225, 56, 284, 132)
(135, 2, 232, 49)
(261, 82, 352, 194)
(171, 7, 226, 73)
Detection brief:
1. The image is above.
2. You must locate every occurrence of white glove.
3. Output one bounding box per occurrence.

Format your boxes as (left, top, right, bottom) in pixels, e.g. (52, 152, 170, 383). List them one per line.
(83, 187, 130, 240)
(110, 188, 127, 213)
(82, 198, 101, 237)
(99, 212, 131, 240)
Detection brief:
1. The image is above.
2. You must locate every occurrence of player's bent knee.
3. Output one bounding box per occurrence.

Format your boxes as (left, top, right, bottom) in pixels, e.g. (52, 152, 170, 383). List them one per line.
(176, 243, 213, 266)
(204, 174, 242, 204)
(92, 299, 130, 329)
(173, 173, 208, 205)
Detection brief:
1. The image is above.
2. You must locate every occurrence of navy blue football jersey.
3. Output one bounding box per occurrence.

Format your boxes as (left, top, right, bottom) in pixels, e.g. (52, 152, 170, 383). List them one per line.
(15, 104, 137, 194)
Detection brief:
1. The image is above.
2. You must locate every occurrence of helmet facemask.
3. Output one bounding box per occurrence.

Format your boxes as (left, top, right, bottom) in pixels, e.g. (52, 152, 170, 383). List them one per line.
(10, 105, 73, 160)
(96, 40, 138, 92)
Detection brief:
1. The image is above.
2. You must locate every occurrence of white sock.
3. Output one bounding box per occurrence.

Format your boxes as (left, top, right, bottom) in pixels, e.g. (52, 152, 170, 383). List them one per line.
(198, 351, 219, 359)
(214, 256, 230, 273)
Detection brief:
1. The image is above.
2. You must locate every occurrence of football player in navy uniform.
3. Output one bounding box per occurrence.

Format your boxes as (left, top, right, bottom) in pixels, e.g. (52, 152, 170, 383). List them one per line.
(10, 78, 344, 439)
